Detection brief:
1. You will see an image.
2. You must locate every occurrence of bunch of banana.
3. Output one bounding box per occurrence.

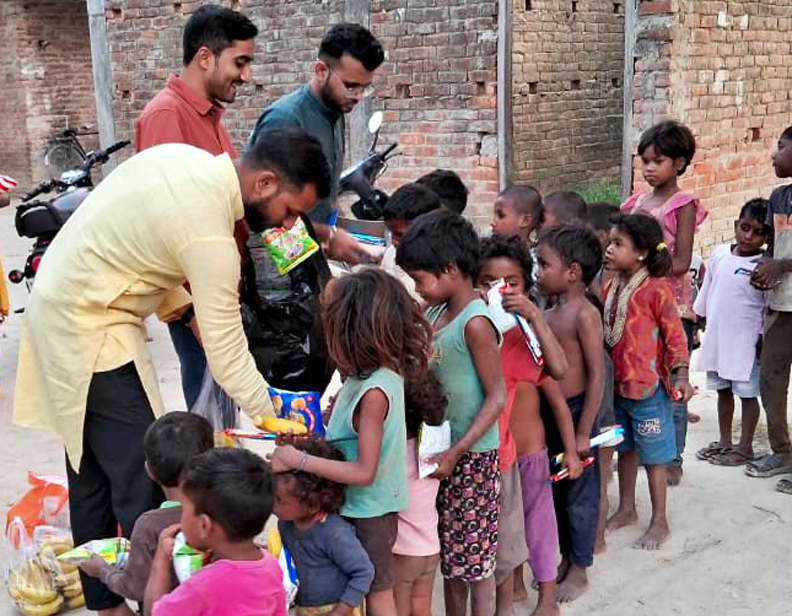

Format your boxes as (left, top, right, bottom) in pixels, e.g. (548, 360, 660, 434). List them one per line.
(254, 415, 308, 435)
(7, 558, 63, 616)
(266, 528, 282, 558)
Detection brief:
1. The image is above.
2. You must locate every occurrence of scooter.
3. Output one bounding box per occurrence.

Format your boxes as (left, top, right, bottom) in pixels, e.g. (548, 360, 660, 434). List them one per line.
(338, 111, 398, 222)
(9, 138, 130, 292)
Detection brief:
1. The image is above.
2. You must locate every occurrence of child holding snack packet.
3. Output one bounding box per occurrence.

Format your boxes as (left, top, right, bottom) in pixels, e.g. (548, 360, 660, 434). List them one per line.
(145, 447, 285, 616)
(477, 235, 580, 616)
(396, 210, 506, 616)
(270, 268, 442, 616)
(78, 412, 213, 610)
(274, 438, 374, 616)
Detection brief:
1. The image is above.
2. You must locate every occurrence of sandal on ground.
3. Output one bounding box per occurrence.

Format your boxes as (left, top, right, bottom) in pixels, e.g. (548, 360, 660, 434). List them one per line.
(776, 477, 792, 495)
(688, 412, 701, 424)
(709, 449, 754, 467)
(696, 442, 731, 461)
(745, 453, 792, 478)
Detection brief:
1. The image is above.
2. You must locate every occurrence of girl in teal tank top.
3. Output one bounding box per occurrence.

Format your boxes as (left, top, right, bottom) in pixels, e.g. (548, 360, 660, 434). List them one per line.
(396, 210, 507, 615)
(269, 269, 445, 615)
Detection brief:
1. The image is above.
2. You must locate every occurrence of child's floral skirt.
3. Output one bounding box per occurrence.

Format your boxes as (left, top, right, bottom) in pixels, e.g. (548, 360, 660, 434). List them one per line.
(437, 449, 500, 582)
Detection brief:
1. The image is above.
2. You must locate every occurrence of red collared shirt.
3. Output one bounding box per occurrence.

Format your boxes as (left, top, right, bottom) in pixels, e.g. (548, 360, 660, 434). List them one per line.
(135, 75, 237, 157)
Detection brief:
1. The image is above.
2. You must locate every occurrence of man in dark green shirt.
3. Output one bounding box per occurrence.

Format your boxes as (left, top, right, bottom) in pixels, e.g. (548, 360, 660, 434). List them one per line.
(249, 23, 384, 263)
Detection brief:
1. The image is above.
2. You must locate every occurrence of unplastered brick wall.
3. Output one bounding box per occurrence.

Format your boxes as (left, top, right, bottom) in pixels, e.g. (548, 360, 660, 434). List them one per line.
(104, 0, 500, 227)
(0, 0, 98, 189)
(510, 0, 625, 194)
(628, 0, 792, 256)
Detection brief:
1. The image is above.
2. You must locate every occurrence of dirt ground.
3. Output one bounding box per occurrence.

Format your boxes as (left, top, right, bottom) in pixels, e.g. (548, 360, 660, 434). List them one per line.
(0, 204, 790, 615)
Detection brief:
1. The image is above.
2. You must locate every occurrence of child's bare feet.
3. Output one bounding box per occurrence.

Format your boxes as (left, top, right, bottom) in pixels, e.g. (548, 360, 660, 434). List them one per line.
(531, 602, 561, 616)
(555, 558, 571, 583)
(531, 582, 560, 616)
(666, 465, 683, 486)
(606, 507, 638, 530)
(594, 534, 607, 554)
(513, 565, 528, 602)
(634, 519, 670, 550)
(556, 564, 588, 603)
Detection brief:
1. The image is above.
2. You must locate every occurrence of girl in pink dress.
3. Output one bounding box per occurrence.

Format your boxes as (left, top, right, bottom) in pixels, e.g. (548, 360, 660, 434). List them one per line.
(621, 120, 707, 485)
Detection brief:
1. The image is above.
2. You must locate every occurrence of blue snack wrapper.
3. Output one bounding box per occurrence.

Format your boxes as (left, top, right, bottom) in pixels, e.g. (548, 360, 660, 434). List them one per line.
(267, 387, 325, 435)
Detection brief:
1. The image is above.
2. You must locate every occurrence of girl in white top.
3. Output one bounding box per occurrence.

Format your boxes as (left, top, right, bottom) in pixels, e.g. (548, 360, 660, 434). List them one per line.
(693, 198, 770, 466)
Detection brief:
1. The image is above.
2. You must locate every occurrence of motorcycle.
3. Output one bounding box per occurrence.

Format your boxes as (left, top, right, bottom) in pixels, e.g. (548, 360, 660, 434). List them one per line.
(338, 111, 399, 223)
(9, 137, 130, 291)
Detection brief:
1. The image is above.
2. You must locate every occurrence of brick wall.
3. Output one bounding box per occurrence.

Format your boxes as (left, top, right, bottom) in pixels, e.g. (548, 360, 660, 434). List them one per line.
(628, 0, 792, 256)
(510, 0, 625, 195)
(103, 0, 499, 226)
(0, 0, 98, 190)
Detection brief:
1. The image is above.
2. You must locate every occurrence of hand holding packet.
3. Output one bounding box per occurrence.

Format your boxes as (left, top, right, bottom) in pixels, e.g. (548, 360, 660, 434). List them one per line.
(261, 218, 320, 275)
(486, 278, 543, 365)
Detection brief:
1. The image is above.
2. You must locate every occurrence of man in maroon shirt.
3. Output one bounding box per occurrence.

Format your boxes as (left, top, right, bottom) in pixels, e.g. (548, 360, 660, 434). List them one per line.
(136, 5, 257, 410)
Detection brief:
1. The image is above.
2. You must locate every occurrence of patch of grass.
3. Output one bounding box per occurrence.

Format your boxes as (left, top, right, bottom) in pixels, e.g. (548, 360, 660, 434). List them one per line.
(575, 183, 622, 205)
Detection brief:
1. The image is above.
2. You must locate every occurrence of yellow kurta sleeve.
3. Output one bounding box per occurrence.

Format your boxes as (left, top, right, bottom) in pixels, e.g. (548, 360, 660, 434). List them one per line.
(179, 236, 274, 419)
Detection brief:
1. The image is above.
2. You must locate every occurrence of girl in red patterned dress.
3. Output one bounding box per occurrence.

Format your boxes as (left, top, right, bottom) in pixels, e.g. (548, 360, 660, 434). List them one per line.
(621, 120, 707, 485)
(601, 214, 694, 551)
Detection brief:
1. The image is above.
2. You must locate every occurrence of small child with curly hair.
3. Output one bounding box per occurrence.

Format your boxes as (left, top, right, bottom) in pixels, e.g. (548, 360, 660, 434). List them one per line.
(274, 438, 375, 616)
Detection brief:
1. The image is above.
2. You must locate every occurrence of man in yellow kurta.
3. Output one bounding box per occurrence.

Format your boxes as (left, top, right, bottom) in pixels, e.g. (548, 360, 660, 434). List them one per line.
(13, 129, 330, 615)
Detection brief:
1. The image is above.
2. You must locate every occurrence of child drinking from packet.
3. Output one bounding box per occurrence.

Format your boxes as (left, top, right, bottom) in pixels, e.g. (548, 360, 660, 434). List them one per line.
(271, 268, 441, 616)
(79, 413, 214, 609)
(491, 186, 544, 245)
(392, 353, 447, 616)
(477, 235, 581, 616)
(603, 214, 694, 550)
(621, 120, 707, 485)
(145, 448, 286, 616)
(274, 438, 375, 616)
(396, 210, 506, 616)
(534, 225, 605, 603)
(381, 183, 442, 300)
(693, 199, 770, 466)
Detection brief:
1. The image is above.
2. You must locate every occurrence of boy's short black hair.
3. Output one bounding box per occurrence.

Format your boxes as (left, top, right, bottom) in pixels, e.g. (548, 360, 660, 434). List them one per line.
(638, 120, 696, 175)
(585, 201, 620, 233)
(544, 191, 587, 224)
(739, 198, 770, 226)
(383, 183, 441, 222)
(319, 23, 384, 72)
(278, 438, 346, 514)
(781, 126, 792, 142)
(538, 225, 603, 286)
(396, 209, 480, 279)
(499, 185, 543, 223)
(181, 448, 273, 542)
(143, 413, 213, 488)
(416, 169, 469, 214)
(479, 234, 534, 291)
(245, 128, 332, 199)
(183, 5, 258, 65)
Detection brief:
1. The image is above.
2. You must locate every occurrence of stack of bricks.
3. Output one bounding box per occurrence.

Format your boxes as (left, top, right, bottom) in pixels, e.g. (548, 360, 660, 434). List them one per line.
(510, 0, 625, 195)
(102, 0, 500, 227)
(0, 0, 98, 189)
(629, 0, 792, 256)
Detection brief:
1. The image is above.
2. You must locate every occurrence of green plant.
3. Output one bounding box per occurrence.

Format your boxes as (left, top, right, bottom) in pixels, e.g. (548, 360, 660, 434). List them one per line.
(575, 183, 622, 205)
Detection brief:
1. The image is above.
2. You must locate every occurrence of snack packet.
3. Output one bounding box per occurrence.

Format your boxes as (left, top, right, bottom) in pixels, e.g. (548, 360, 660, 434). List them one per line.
(173, 532, 210, 583)
(268, 387, 324, 436)
(486, 278, 544, 365)
(260, 218, 319, 275)
(58, 537, 130, 568)
(417, 421, 451, 479)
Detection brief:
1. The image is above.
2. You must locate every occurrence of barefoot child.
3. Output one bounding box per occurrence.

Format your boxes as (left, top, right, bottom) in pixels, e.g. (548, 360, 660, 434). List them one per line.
(145, 448, 286, 616)
(621, 120, 707, 485)
(274, 438, 375, 616)
(271, 268, 440, 616)
(491, 186, 544, 244)
(477, 235, 581, 616)
(79, 413, 214, 610)
(534, 225, 606, 603)
(397, 210, 506, 616)
(694, 199, 770, 466)
(392, 357, 447, 616)
(603, 214, 694, 550)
